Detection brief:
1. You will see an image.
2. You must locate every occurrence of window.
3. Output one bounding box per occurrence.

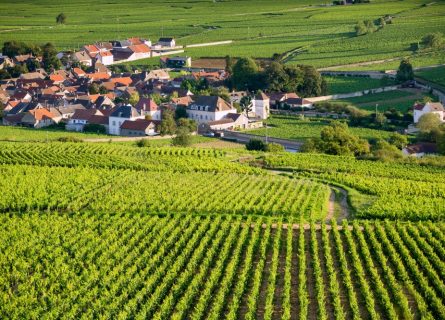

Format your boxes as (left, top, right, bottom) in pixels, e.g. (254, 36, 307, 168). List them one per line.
(112, 121, 116, 126)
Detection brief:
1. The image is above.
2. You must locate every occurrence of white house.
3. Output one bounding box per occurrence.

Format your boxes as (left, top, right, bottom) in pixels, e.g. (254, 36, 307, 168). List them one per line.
(413, 102, 444, 123)
(66, 109, 103, 132)
(187, 96, 237, 124)
(158, 37, 176, 48)
(95, 51, 114, 66)
(252, 92, 270, 120)
(109, 105, 144, 135)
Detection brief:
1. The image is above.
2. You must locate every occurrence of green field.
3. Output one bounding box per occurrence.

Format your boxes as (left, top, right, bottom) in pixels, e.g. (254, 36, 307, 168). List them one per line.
(1, 0, 445, 69)
(324, 75, 394, 94)
(248, 115, 392, 141)
(335, 89, 434, 112)
(0, 139, 444, 317)
(0, 126, 110, 141)
(415, 66, 445, 87)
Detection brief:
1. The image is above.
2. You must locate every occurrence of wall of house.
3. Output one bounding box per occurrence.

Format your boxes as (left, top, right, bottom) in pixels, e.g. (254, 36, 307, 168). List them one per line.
(253, 99, 270, 120)
(187, 109, 236, 123)
(120, 129, 147, 136)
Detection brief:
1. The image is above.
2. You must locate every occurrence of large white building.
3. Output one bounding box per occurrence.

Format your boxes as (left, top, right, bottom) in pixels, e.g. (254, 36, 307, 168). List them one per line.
(109, 105, 144, 135)
(413, 102, 444, 123)
(187, 96, 237, 123)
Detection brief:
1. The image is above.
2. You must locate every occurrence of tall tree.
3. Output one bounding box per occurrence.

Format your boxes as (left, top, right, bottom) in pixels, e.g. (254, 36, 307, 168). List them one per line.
(56, 13, 67, 24)
(240, 95, 252, 116)
(395, 59, 414, 83)
(160, 109, 177, 135)
(231, 57, 260, 91)
(41, 42, 61, 72)
(265, 62, 289, 92)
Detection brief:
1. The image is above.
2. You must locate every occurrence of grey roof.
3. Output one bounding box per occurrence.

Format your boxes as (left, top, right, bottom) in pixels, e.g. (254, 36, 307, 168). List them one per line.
(188, 96, 233, 112)
(110, 105, 141, 118)
(8, 102, 41, 115)
(159, 37, 174, 42)
(58, 104, 86, 115)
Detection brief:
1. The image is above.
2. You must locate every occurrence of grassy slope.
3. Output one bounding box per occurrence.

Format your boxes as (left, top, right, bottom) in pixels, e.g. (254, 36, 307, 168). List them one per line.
(415, 66, 445, 87)
(335, 89, 436, 112)
(1, 0, 444, 68)
(0, 126, 110, 141)
(323, 75, 394, 94)
(246, 115, 392, 141)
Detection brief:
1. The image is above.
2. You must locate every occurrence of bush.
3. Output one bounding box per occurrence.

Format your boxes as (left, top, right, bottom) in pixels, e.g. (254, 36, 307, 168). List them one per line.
(246, 139, 267, 151)
(135, 139, 151, 148)
(172, 126, 192, 147)
(83, 124, 106, 134)
(57, 137, 82, 143)
(265, 142, 285, 153)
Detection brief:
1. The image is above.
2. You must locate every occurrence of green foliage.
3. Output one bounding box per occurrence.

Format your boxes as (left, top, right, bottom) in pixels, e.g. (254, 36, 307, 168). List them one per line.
(160, 109, 177, 136)
(246, 139, 267, 151)
(417, 113, 442, 134)
(231, 57, 262, 91)
(396, 59, 414, 83)
(421, 32, 445, 50)
(57, 136, 83, 143)
(172, 126, 192, 147)
(177, 118, 196, 132)
(56, 13, 67, 24)
(41, 42, 61, 72)
(135, 139, 151, 148)
(387, 132, 408, 149)
(83, 124, 106, 134)
(128, 92, 140, 106)
(265, 142, 285, 153)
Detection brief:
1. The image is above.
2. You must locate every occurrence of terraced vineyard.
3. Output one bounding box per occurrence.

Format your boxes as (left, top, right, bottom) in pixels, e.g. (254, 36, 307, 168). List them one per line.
(1, 214, 444, 319)
(264, 153, 445, 221)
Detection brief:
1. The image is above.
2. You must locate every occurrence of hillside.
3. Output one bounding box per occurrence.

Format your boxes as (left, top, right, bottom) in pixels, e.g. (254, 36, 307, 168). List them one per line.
(1, 0, 445, 68)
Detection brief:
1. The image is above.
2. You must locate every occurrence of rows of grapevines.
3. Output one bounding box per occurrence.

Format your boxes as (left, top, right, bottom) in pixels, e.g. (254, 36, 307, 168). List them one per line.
(263, 153, 445, 220)
(0, 142, 257, 174)
(1, 214, 444, 318)
(0, 164, 329, 219)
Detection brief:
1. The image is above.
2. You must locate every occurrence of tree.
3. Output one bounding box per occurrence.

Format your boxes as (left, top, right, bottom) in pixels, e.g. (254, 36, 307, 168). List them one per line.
(417, 113, 442, 133)
(372, 139, 402, 161)
(420, 32, 444, 50)
(83, 124, 106, 134)
(149, 93, 162, 105)
(364, 20, 375, 33)
(177, 118, 196, 132)
(41, 43, 61, 72)
(172, 126, 192, 146)
(437, 132, 445, 155)
(175, 107, 188, 120)
(265, 142, 285, 153)
(246, 139, 267, 151)
(128, 92, 140, 106)
(160, 109, 177, 135)
(283, 65, 303, 93)
(225, 55, 234, 73)
(298, 65, 325, 97)
(355, 21, 367, 36)
(9, 64, 28, 78)
(387, 132, 408, 149)
(135, 139, 151, 148)
(26, 58, 41, 72)
(89, 83, 100, 94)
(56, 13, 67, 24)
(265, 62, 289, 92)
(395, 59, 414, 83)
(231, 57, 260, 90)
(375, 112, 387, 127)
(316, 122, 370, 156)
(378, 17, 386, 28)
(240, 96, 252, 116)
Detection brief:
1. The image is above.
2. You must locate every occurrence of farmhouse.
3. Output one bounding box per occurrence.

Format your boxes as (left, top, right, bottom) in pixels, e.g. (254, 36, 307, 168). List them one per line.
(413, 102, 444, 123)
(187, 96, 237, 123)
(120, 119, 159, 136)
(135, 97, 161, 120)
(95, 51, 114, 66)
(72, 51, 92, 67)
(158, 37, 176, 48)
(252, 92, 270, 120)
(21, 108, 58, 128)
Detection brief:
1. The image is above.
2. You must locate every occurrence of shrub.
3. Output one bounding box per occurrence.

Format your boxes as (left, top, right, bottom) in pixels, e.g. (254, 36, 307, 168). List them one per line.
(83, 124, 106, 134)
(135, 139, 151, 148)
(57, 137, 82, 143)
(265, 142, 285, 153)
(246, 139, 267, 151)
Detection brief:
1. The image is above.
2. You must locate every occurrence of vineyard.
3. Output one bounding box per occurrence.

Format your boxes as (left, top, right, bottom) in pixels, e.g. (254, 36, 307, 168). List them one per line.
(1, 213, 444, 319)
(264, 153, 445, 221)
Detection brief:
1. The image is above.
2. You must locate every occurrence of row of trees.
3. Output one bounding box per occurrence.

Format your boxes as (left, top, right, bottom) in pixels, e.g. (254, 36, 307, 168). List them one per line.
(229, 58, 327, 97)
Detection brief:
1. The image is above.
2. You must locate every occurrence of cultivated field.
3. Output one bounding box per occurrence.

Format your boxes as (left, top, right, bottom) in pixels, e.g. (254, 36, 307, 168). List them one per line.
(323, 76, 394, 95)
(1, 214, 444, 319)
(1, 0, 444, 68)
(247, 115, 392, 141)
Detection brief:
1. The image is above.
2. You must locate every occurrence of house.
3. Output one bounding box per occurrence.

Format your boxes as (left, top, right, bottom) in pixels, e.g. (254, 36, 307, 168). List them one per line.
(96, 51, 114, 66)
(66, 109, 103, 131)
(0, 56, 14, 69)
(72, 51, 92, 67)
(72, 67, 87, 78)
(83, 45, 100, 58)
(402, 143, 438, 158)
(135, 97, 161, 120)
(281, 97, 313, 109)
(7, 101, 42, 115)
(268, 92, 299, 108)
(120, 119, 158, 136)
(108, 105, 144, 135)
(187, 96, 237, 123)
(413, 102, 444, 123)
(252, 92, 270, 120)
(143, 69, 170, 81)
(21, 108, 57, 128)
(128, 44, 151, 60)
(171, 95, 193, 107)
(158, 37, 176, 48)
(200, 113, 249, 132)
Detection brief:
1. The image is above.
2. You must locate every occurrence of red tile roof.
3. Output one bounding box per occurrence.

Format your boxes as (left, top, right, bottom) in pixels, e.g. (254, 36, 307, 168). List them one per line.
(29, 108, 55, 121)
(135, 97, 158, 111)
(120, 119, 154, 131)
(128, 44, 150, 53)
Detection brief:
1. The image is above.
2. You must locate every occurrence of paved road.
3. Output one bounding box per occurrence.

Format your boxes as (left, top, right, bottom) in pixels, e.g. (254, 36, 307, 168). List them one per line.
(222, 131, 303, 151)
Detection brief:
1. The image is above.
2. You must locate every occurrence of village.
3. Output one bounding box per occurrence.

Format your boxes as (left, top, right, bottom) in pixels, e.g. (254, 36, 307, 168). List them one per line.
(0, 36, 320, 137)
